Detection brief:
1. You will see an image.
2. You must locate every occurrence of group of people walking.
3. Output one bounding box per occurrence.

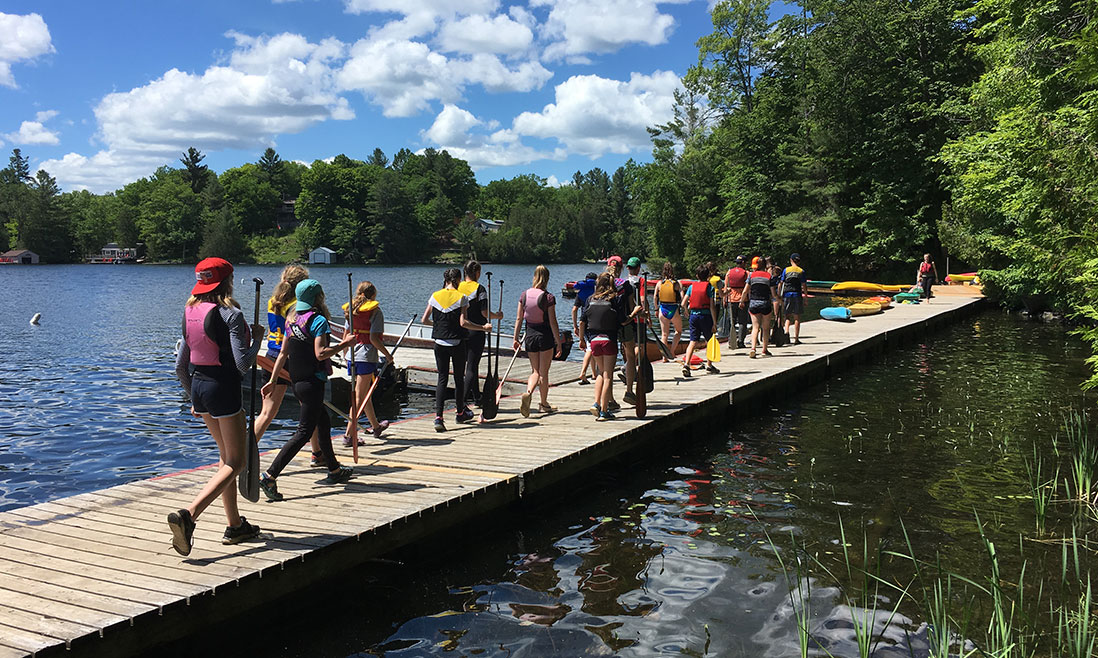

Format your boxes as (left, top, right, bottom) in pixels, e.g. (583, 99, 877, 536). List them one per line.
(166, 252, 809, 555)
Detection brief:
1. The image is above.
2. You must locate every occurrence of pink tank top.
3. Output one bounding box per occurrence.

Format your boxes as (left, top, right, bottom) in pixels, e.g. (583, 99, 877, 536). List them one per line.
(184, 302, 222, 366)
(522, 288, 547, 325)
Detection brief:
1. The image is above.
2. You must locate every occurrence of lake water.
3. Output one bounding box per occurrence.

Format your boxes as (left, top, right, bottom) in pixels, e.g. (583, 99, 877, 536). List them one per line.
(2, 266, 1091, 657)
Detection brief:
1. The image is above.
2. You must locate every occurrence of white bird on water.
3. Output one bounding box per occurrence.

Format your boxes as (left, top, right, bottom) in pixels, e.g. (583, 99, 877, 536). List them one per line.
(30, 313, 41, 325)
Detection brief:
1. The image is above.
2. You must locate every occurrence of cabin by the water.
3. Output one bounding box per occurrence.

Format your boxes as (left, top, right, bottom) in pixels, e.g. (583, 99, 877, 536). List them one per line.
(0, 249, 39, 264)
(308, 246, 338, 265)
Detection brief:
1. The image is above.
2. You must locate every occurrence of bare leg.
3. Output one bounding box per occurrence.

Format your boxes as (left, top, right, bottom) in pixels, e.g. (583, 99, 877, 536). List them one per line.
(535, 349, 552, 406)
(761, 314, 772, 352)
(189, 411, 246, 526)
(623, 341, 636, 394)
(580, 348, 593, 382)
(671, 312, 682, 358)
(659, 314, 672, 362)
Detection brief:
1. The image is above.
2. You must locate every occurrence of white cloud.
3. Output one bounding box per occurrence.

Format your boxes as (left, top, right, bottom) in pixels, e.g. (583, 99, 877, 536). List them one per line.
(531, 0, 690, 61)
(421, 104, 563, 168)
(514, 71, 681, 156)
(339, 38, 552, 117)
(343, 0, 500, 39)
(0, 12, 55, 88)
(437, 14, 534, 55)
(545, 174, 562, 187)
(34, 109, 59, 123)
(41, 32, 353, 192)
(3, 119, 60, 145)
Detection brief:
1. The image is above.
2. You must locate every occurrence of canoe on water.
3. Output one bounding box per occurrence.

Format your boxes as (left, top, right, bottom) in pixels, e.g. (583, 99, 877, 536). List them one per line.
(848, 302, 883, 317)
(820, 307, 853, 321)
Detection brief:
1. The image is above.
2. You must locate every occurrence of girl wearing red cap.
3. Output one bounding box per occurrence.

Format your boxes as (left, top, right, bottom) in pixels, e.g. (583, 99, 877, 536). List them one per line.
(169, 258, 265, 556)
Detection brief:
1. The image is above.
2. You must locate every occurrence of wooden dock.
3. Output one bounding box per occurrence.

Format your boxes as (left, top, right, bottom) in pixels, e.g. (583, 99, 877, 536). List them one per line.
(0, 292, 983, 658)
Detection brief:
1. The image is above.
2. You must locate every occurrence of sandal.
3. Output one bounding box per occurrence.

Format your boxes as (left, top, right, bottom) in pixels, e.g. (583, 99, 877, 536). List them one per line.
(538, 402, 556, 414)
(749, 349, 756, 359)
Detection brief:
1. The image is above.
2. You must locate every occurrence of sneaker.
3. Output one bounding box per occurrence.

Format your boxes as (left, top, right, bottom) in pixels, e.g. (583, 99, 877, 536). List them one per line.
(309, 452, 324, 468)
(519, 392, 532, 418)
(538, 402, 556, 414)
(222, 517, 261, 545)
(578, 378, 591, 385)
(456, 409, 475, 424)
(597, 410, 615, 421)
(342, 434, 366, 448)
(749, 350, 756, 359)
(623, 390, 637, 405)
(706, 364, 720, 374)
(616, 370, 627, 384)
(372, 420, 390, 438)
(325, 466, 354, 485)
(682, 365, 691, 378)
(794, 339, 802, 345)
(763, 349, 773, 357)
(736, 342, 746, 349)
(607, 400, 621, 412)
(167, 509, 195, 556)
(259, 473, 283, 501)
(589, 403, 601, 417)
(434, 416, 446, 432)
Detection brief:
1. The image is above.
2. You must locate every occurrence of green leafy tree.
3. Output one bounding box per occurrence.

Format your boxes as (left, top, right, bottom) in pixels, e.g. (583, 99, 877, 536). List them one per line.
(199, 207, 249, 261)
(220, 164, 281, 234)
(366, 148, 390, 168)
(179, 147, 210, 195)
(138, 168, 203, 261)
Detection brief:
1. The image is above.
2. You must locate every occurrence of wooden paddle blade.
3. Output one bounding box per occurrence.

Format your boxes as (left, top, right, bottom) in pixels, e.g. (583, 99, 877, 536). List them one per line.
(239, 428, 261, 502)
(480, 373, 499, 419)
(642, 358, 654, 393)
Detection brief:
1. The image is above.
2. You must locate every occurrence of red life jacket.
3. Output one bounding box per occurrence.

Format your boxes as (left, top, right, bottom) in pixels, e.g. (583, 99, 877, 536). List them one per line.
(688, 281, 712, 311)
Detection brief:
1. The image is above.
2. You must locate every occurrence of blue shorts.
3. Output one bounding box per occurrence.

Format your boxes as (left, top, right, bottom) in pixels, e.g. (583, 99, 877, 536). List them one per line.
(659, 302, 679, 319)
(190, 374, 242, 418)
(348, 361, 379, 376)
(689, 312, 714, 343)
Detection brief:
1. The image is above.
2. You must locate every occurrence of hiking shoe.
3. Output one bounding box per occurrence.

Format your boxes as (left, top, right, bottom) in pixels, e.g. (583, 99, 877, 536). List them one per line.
(222, 517, 261, 545)
(456, 409, 475, 424)
(167, 509, 195, 556)
(325, 466, 354, 484)
(309, 452, 325, 468)
(682, 365, 691, 378)
(623, 391, 636, 405)
(589, 403, 601, 417)
(434, 416, 446, 432)
(597, 410, 615, 422)
(259, 473, 283, 501)
(519, 392, 532, 418)
(706, 364, 720, 374)
(372, 420, 390, 438)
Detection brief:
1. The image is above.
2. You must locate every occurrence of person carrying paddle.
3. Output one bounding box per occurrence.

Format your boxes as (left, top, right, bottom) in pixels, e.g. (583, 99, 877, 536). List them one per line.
(424, 268, 488, 432)
(457, 261, 501, 409)
(780, 253, 807, 345)
(917, 253, 939, 302)
(579, 273, 640, 421)
(571, 272, 599, 384)
(255, 264, 323, 465)
(724, 255, 750, 348)
(258, 279, 357, 501)
(680, 264, 720, 377)
(169, 258, 264, 555)
(742, 257, 775, 358)
(654, 261, 683, 362)
(341, 280, 393, 442)
(514, 265, 562, 417)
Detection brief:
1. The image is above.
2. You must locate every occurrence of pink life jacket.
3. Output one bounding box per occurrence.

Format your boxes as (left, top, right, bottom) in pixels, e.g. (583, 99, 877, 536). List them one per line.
(522, 288, 548, 325)
(184, 302, 222, 366)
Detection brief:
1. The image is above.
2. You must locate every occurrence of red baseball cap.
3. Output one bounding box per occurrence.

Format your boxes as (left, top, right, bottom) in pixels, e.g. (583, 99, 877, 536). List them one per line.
(607, 255, 623, 266)
(192, 257, 233, 295)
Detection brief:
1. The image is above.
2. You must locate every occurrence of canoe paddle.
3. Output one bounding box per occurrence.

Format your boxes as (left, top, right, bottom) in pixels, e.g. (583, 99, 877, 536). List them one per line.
(635, 273, 649, 418)
(351, 316, 416, 459)
(346, 272, 357, 464)
(495, 331, 526, 405)
(480, 277, 502, 420)
(239, 276, 263, 503)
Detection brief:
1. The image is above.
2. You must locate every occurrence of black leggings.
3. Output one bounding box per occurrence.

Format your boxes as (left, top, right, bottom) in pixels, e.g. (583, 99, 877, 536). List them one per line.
(434, 342, 467, 417)
(463, 331, 486, 407)
(267, 378, 337, 478)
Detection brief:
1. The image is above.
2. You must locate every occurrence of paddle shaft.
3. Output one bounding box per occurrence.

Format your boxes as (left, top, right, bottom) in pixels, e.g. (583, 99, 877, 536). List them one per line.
(355, 315, 416, 418)
(249, 278, 263, 440)
(495, 331, 525, 404)
(347, 273, 357, 463)
(493, 280, 504, 378)
(636, 274, 647, 418)
(483, 272, 492, 376)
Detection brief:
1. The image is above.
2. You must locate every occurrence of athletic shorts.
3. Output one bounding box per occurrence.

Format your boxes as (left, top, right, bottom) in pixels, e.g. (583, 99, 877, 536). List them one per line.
(190, 373, 242, 418)
(348, 360, 379, 376)
(525, 326, 556, 353)
(620, 321, 636, 344)
(749, 300, 772, 316)
(589, 335, 618, 357)
(782, 295, 804, 316)
(659, 302, 679, 319)
(689, 312, 714, 343)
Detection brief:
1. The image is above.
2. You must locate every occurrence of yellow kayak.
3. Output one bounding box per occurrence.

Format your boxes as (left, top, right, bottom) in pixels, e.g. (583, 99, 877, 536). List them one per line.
(848, 302, 883, 316)
(832, 281, 883, 292)
(879, 284, 907, 292)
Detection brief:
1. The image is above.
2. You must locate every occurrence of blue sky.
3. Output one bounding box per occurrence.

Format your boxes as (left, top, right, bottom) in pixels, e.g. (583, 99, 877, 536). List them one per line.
(0, 1, 725, 193)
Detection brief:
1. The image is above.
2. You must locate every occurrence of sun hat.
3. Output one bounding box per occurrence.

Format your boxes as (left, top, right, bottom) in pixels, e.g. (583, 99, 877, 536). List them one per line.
(626, 256, 641, 268)
(192, 257, 233, 295)
(294, 279, 322, 312)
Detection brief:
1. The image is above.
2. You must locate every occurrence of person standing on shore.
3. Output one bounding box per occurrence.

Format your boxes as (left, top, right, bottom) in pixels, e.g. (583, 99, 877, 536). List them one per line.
(779, 253, 807, 345)
(254, 264, 322, 464)
(917, 253, 939, 302)
(424, 268, 486, 432)
(680, 263, 720, 377)
(341, 280, 392, 442)
(571, 272, 599, 385)
(258, 279, 356, 501)
(654, 262, 683, 361)
(742, 257, 774, 358)
(458, 261, 501, 409)
(514, 265, 562, 417)
(169, 258, 264, 555)
(579, 273, 639, 421)
(724, 256, 749, 348)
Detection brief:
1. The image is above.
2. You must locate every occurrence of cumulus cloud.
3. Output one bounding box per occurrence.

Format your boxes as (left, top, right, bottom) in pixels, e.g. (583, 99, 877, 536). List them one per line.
(339, 38, 552, 117)
(0, 12, 55, 88)
(437, 14, 534, 55)
(531, 0, 690, 61)
(3, 119, 60, 145)
(514, 71, 681, 156)
(343, 0, 500, 39)
(421, 104, 563, 168)
(41, 32, 353, 192)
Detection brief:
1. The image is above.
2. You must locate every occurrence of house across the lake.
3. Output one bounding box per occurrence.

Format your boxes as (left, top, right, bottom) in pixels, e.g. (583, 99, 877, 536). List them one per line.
(0, 249, 39, 264)
(474, 218, 504, 234)
(309, 246, 337, 265)
(87, 243, 143, 264)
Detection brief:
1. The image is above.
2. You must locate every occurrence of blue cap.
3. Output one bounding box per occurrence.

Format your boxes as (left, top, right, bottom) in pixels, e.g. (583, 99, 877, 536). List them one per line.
(294, 279, 322, 311)
(790, 253, 801, 263)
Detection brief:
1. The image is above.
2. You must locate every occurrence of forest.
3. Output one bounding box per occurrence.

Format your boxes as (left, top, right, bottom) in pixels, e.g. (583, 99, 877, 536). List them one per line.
(0, 0, 1095, 377)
